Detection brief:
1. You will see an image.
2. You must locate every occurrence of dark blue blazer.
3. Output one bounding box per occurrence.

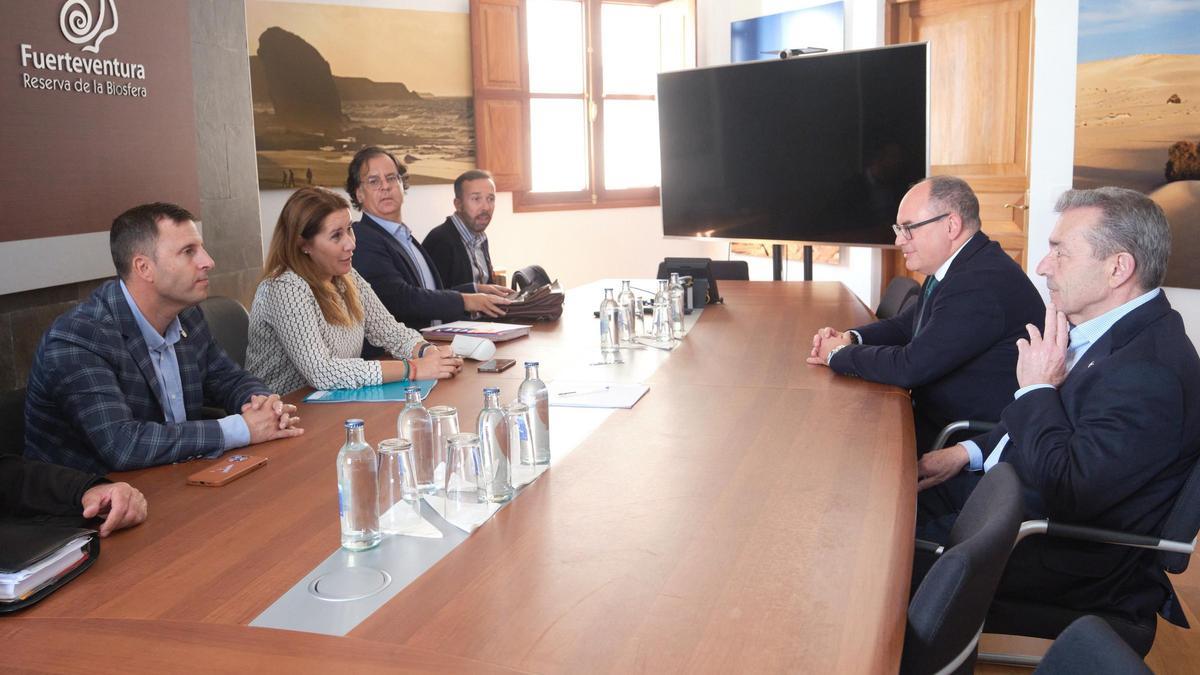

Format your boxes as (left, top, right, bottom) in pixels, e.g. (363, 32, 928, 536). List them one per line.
(975, 291, 1200, 623)
(830, 232, 1045, 451)
(422, 216, 493, 290)
(351, 213, 472, 331)
(24, 281, 268, 474)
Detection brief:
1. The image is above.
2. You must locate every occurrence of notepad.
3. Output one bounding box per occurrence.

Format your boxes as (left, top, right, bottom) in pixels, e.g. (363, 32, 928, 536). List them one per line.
(420, 321, 531, 342)
(304, 379, 436, 403)
(548, 381, 649, 409)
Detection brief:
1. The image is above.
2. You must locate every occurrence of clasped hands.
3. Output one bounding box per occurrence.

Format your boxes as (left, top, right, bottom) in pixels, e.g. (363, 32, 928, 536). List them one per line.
(806, 327, 852, 367)
(242, 393, 304, 443)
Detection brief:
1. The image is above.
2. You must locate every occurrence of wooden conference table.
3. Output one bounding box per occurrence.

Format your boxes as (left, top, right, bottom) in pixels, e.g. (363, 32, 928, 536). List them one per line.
(4, 281, 916, 673)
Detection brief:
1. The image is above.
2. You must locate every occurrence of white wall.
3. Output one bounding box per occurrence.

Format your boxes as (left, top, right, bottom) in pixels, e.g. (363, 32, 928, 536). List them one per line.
(258, 0, 883, 305)
(694, 0, 886, 307)
(1027, 1, 1079, 297)
(260, 186, 726, 288)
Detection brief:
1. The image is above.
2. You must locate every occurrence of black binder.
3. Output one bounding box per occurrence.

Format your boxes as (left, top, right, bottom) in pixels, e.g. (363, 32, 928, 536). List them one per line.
(0, 522, 98, 613)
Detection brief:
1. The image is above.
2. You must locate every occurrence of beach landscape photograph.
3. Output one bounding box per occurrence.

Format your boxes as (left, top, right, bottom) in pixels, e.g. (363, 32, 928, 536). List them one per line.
(1074, 0, 1200, 288)
(245, 0, 475, 189)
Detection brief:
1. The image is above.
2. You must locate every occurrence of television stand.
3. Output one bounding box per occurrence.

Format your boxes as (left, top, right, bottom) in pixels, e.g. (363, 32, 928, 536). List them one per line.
(771, 244, 814, 281)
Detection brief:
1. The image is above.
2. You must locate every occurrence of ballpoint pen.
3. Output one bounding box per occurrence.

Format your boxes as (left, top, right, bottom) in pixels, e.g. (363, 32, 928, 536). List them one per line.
(557, 386, 611, 397)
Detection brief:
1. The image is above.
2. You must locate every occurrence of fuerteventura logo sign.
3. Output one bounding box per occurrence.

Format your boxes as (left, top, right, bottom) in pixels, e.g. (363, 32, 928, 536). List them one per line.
(18, 0, 147, 96)
(60, 0, 119, 53)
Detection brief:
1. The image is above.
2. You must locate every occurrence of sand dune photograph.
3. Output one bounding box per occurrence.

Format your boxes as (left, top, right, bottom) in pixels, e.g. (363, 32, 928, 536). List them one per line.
(1075, 0, 1199, 287)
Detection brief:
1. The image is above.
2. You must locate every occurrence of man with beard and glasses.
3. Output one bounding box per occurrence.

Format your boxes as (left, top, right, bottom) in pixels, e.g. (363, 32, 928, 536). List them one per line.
(423, 169, 504, 290)
(25, 203, 302, 473)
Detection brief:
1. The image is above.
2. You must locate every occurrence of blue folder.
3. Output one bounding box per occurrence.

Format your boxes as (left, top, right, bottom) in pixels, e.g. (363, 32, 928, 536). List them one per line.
(303, 379, 436, 403)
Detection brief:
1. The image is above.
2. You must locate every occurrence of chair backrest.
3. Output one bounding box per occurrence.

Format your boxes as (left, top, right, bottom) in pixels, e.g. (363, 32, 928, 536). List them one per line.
(198, 296, 250, 368)
(1034, 615, 1152, 675)
(510, 265, 551, 292)
(0, 387, 26, 456)
(708, 260, 749, 281)
(1159, 454, 1200, 573)
(877, 276, 921, 320)
(903, 464, 1024, 675)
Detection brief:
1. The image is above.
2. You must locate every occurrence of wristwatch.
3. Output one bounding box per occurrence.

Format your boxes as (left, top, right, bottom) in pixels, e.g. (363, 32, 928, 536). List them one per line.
(827, 343, 849, 365)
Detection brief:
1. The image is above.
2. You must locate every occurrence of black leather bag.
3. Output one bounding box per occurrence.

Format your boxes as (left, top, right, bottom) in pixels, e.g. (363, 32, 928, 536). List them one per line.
(510, 265, 552, 292)
(500, 281, 564, 322)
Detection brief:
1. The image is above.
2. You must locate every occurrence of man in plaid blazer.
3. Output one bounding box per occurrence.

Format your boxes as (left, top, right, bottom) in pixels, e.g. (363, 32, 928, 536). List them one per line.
(24, 203, 303, 474)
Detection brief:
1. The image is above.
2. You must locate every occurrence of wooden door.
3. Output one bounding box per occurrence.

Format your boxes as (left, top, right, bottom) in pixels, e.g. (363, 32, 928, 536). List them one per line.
(883, 0, 1034, 285)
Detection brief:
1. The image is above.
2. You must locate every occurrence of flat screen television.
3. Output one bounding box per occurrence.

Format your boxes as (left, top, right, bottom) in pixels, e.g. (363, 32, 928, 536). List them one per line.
(657, 43, 928, 246)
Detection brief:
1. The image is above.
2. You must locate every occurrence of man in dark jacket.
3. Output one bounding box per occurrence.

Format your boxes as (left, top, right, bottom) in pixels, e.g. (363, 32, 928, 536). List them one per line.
(808, 176, 1045, 452)
(25, 203, 301, 474)
(424, 169, 500, 289)
(916, 186, 1199, 627)
(347, 148, 511, 331)
(1, 455, 146, 537)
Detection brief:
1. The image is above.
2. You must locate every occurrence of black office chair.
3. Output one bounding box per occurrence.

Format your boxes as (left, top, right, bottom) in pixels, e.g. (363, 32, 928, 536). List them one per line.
(198, 296, 250, 368)
(0, 387, 26, 456)
(708, 260, 749, 281)
(1033, 615, 1152, 675)
(903, 463, 1024, 675)
(877, 276, 921, 320)
(952, 436, 1200, 664)
(510, 265, 551, 292)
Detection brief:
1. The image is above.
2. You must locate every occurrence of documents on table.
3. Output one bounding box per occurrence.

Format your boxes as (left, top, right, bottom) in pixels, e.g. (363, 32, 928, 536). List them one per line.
(0, 536, 91, 602)
(549, 381, 649, 408)
(420, 321, 531, 342)
(305, 379, 436, 403)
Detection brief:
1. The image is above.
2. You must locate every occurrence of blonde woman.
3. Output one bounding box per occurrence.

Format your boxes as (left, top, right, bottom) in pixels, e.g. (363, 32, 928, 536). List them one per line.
(246, 187, 461, 393)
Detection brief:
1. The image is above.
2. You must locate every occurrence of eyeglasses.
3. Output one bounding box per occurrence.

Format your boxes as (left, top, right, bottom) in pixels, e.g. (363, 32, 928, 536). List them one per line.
(365, 174, 408, 191)
(891, 212, 949, 240)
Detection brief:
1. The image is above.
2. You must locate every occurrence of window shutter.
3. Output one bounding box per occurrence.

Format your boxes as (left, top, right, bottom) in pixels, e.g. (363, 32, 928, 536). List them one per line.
(470, 0, 531, 192)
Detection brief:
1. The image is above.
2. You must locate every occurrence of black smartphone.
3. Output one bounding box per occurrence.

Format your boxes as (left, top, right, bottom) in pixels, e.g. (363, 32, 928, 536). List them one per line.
(478, 358, 516, 373)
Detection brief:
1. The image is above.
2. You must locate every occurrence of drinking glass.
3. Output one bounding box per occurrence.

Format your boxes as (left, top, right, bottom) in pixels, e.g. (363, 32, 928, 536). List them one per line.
(377, 438, 421, 534)
(504, 402, 534, 467)
(428, 405, 460, 483)
(444, 432, 483, 517)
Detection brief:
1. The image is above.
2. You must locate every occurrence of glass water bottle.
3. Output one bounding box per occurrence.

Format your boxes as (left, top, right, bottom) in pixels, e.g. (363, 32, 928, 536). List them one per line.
(599, 288, 619, 354)
(668, 272, 686, 336)
(617, 280, 639, 343)
(337, 419, 381, 551)
(397, 386, 436, 494)
(517, 361, 551, 464)
(651, 279, 673, 342)
(477, 387, 513, 503)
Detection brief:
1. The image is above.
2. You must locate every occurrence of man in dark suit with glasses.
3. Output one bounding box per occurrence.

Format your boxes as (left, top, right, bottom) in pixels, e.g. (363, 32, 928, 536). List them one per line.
(808, 175, 1044, 455)
(347, 147, 512, 339)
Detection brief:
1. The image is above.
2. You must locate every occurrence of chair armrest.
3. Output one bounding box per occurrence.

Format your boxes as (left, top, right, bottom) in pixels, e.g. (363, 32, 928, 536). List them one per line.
(930, 420, 997, 453)
(915, 538, 945, 556)
(1015, 518, 1196, 555)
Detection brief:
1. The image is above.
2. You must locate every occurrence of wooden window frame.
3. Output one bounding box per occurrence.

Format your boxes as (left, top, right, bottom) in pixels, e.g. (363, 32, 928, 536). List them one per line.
(473, 0, 688, 213)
